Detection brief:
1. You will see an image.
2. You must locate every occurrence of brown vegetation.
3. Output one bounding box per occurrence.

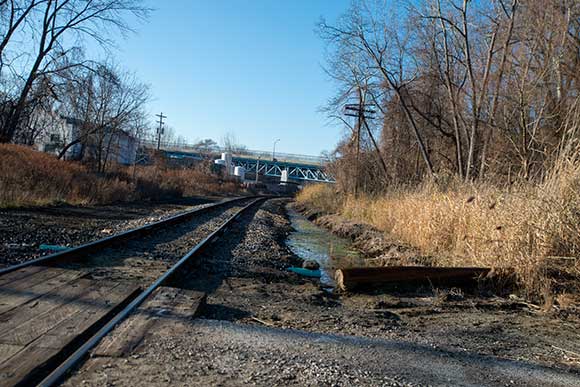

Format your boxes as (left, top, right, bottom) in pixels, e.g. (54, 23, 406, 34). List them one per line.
(309, 1, 580, 302)
(0, 144, 242, 207)
(297, 172, 580, 301)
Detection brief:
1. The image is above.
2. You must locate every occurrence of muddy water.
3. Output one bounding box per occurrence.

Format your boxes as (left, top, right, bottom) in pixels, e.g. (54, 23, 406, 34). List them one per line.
(286, 207, 363, 287)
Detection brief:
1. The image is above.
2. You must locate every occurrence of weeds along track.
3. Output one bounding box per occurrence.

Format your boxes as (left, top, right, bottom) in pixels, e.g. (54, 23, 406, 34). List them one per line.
(0, 196, 266, 386)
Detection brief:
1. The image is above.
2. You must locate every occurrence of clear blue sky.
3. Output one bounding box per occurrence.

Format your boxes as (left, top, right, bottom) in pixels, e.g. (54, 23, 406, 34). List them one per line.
(105, 0, 351, 156)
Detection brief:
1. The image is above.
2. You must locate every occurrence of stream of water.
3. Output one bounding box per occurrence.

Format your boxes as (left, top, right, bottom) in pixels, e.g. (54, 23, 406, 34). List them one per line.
(285, 207, 363, 287)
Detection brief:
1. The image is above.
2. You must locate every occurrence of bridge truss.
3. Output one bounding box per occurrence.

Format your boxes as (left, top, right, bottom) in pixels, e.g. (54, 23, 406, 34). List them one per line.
(233, 157, 335, 183)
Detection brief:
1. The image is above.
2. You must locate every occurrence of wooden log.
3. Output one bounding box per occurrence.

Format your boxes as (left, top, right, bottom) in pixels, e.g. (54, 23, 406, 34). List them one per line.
(335, 266, 491, 292)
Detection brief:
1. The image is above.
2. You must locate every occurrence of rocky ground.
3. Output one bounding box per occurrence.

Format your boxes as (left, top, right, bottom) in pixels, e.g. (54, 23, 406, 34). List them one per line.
(0, 197, 217, 267)
(64, 198, 580, 386)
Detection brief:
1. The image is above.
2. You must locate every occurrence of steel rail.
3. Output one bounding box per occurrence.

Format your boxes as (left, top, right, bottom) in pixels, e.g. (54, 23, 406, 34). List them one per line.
(0, 196, 254, 276)
(37, 197, 266, 387)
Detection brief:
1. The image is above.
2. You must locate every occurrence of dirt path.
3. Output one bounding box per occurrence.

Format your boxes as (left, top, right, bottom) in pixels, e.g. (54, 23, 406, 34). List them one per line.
(66, 319, 580, 386)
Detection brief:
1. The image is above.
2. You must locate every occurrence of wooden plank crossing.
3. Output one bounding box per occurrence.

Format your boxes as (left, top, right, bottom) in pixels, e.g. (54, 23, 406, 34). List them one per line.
(93, 286, 206, 358)
(0, 266, 86, 315)
(0, 266, 140, 386)
(0, 266, 47, 287)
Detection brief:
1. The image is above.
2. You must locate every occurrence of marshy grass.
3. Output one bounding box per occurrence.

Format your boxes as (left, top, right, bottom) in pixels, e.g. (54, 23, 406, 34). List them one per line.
(297, 163, 580, 301)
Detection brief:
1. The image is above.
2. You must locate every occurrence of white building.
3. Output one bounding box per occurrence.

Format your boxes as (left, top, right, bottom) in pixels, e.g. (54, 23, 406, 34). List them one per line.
(35, 114, 137, 165)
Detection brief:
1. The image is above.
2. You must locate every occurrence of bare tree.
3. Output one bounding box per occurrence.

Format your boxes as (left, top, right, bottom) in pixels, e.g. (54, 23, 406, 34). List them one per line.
(319, 0, 580, 192)
(319, 1, 436, 179)
(0, 0, 148, 143)
(0, 1, 47, 73)
(57, 62, 149, 173)
(221, 132, 246, 153)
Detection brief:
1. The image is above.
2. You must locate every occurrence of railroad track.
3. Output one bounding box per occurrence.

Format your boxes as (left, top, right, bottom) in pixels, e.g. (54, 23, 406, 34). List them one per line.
(0, 196, 266, 386)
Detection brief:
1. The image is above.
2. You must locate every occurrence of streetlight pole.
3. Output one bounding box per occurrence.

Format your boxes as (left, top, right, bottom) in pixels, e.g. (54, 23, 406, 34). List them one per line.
(272, 138, 280, 161)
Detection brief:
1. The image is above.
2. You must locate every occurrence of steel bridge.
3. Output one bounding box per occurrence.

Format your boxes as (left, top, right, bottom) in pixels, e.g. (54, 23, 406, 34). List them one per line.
(142, 141, 335, 183)
(232, 157, 335, 183)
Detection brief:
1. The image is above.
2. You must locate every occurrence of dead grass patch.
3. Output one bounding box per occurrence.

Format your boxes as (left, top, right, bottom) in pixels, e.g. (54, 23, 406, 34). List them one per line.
(0, 144, 243, 207)
(297, 175, 580, 301)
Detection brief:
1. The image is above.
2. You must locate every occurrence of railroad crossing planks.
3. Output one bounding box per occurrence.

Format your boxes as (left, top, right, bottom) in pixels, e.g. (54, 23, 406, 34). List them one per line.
(0, 266, 140, 386)
(93, 286, 206, 358)
(0, 265, 47, 287)
(0, 266, 86, 315)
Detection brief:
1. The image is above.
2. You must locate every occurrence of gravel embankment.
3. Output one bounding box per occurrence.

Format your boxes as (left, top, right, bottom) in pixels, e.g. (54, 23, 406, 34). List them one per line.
(0, 197, 220, 267)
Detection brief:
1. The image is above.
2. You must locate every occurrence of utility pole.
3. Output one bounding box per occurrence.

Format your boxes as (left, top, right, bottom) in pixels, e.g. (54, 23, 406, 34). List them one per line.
(155, 112, 166, 150)
(344, 100, 376, 197)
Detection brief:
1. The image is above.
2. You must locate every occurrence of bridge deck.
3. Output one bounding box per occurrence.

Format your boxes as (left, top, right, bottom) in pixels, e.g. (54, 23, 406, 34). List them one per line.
(158, 149, 335, 183)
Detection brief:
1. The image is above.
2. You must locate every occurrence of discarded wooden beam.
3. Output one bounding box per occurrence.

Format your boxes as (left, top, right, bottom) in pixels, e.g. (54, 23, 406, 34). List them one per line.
(335, 266, 490, 292)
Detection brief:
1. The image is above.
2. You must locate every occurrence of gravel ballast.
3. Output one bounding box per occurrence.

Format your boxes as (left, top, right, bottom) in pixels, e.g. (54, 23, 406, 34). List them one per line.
(54, 198, 255, 285)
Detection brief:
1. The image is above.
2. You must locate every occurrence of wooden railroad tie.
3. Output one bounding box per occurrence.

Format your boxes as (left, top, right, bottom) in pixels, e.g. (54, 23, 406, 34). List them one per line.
(335, 266, 491, 292)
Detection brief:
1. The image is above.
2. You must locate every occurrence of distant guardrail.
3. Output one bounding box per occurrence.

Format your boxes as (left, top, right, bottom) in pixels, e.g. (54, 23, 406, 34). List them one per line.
(141, 140, 329, 166)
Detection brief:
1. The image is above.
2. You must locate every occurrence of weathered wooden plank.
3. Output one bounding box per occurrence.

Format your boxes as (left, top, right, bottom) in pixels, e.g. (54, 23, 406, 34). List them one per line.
(93, 286, 205, 358)
(0, 277, 94, 335)
(0, 265, 47, 287)
(0, 344, 22, 364)
(0, 280, 139, 386)
(35, 282, 140, 350)
(0, 266, 66, 289)
(335, 266, 491, 291)
(0, 345, 55, 386)
(0, 268, 85, 315)
(0, 279, 120, 347)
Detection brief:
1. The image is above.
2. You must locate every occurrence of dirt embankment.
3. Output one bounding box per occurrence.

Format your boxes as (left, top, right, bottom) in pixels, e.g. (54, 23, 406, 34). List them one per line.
(291, 202, 428, 267)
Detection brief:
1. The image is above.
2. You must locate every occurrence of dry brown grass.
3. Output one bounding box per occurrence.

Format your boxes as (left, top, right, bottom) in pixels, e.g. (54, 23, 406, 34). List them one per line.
(295, 183, 344, 215)
(297, 166, 580, 300)
(0, 144, 243, 207)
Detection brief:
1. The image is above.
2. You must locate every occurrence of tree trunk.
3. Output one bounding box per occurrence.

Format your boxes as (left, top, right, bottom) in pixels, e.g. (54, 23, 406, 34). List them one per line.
(0, 1, 53, 143)
(58, 138, 82, 160)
